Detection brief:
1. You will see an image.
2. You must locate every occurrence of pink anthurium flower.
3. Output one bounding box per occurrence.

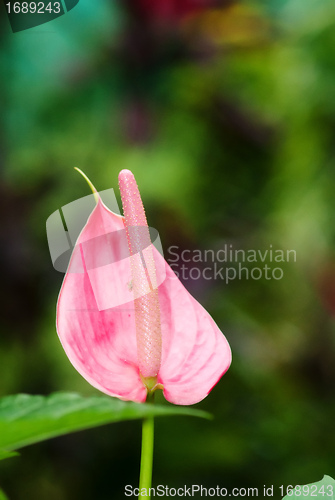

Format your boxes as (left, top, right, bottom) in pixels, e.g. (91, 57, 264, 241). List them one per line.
(56, 170, 231, 405)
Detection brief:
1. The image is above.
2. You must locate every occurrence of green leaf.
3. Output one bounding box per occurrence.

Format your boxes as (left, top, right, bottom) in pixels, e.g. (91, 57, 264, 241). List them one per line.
(0, 450, 19, 461)
(282, 475, 335, 499)
(0, 392, 210, 456)
(0, 488, 9, 500)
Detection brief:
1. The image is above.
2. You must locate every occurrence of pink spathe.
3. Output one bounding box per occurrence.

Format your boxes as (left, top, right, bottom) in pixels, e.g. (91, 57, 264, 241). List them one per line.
(56, 170, 231, 405)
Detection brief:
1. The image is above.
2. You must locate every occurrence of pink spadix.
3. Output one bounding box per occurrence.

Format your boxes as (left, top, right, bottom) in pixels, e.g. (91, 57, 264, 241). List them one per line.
(118, 170, 162, 382)
(56, 170, 231, 405)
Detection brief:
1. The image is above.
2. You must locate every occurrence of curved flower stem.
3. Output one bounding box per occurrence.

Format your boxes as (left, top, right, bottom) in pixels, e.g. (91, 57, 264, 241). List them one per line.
(139, 393, 155, 499)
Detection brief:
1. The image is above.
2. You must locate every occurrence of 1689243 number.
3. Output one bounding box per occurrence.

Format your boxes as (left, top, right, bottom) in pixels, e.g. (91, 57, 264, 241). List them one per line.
(279, 484, 334, 497)
(5, 2, 61, 14)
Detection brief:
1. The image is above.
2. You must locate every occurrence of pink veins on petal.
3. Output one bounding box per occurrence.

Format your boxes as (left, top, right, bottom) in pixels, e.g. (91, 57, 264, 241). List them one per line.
(56, 170, 231, 405)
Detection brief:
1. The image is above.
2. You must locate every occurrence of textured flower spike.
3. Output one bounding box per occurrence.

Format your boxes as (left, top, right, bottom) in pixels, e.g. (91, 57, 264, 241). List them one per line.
(56, 170, 231, 405)
(119, 170, 162, 387)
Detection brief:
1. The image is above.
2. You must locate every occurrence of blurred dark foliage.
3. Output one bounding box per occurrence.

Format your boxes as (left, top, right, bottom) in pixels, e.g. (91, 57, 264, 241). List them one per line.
(1, 0, 335, 498)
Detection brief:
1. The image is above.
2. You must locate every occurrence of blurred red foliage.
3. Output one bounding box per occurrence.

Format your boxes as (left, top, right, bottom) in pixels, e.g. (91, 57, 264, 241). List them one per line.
(134, 0, 213, 23)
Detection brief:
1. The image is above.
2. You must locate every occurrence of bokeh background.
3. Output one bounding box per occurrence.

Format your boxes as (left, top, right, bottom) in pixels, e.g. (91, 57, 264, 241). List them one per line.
(1, 0, 335, 498)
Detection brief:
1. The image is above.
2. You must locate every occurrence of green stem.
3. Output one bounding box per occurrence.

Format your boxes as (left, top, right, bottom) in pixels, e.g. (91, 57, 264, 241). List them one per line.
(139, 395, 155, 499)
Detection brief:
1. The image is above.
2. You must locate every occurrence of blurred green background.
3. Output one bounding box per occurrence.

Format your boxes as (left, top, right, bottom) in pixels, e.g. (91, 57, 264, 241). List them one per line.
(1, 0, 335, 498)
